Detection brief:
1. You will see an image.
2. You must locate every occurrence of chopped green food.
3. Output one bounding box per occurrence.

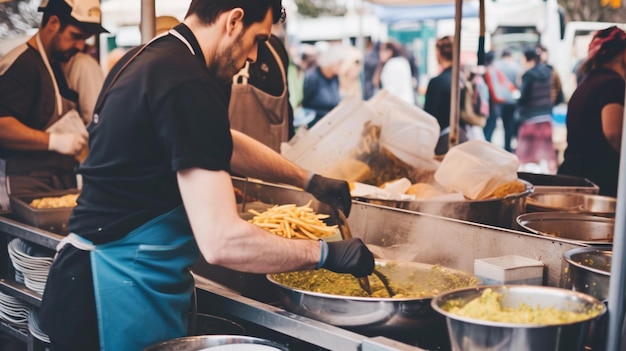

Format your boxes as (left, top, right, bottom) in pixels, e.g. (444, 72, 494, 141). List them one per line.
(272, 263, 481, 298)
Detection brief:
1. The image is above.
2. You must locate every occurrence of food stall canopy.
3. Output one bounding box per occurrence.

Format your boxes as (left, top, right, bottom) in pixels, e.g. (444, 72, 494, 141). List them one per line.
(367, 2, 479, 23)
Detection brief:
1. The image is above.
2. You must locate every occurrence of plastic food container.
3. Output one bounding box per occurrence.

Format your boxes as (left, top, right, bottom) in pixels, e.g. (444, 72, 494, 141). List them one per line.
(474, 255, 544, 285)
(434, 140, 520, 200)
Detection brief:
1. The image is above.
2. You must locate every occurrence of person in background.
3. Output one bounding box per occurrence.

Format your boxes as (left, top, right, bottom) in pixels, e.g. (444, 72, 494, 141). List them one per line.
(302, 43, 344, 128)
(362, 37, 379, 100)
(537, 44, 565, 106)
(558, 26, 626, 197)
(0, 0, 106, 206)
(38, 1, 374, 350)
(493, 47, 521, 152)
(373, 40, 415, 105)
(424, 35, 468, 155)
(338, 44, 363, 99)
(515, 47, 558, 173)
(483, 50, 518, 151)
(229, 32, 294, 152)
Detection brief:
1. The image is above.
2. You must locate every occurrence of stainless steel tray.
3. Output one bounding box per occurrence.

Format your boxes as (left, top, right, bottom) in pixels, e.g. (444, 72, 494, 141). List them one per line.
(9, 190, 79, 234)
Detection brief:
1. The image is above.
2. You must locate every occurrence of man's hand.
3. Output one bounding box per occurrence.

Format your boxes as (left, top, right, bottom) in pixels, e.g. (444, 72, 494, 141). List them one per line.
(48, 132, 87, 155)
(319, 239, 375, 278)
(305, 174, 352, 216)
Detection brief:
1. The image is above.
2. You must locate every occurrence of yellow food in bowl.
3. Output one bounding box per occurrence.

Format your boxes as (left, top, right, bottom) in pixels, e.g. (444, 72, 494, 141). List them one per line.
(490, 180, 526, 198)
(30, 194, 79, 209)
(443, 288, 604, 324)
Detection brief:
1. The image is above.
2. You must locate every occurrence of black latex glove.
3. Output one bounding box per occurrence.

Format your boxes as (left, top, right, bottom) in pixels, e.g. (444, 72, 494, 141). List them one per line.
(305, 174, 352, 216)
(320, 238, 375, 278)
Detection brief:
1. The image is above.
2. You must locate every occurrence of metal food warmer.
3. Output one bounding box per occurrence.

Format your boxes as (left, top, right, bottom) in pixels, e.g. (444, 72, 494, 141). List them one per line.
(0, 176, 592, 351)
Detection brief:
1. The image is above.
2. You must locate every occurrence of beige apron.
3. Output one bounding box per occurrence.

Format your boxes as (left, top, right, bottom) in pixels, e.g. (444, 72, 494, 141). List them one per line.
(0, 34, 78, 210)
(228, 41, 289, 153)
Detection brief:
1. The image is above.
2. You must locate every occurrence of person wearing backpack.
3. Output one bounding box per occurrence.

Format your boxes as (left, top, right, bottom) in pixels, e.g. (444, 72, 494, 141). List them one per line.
(483, 50, 519, 151)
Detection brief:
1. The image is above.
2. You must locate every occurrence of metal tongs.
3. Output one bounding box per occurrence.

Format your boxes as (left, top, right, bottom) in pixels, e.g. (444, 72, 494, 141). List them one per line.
(336, 208, 372, 295)
(336, 209, 395, 296)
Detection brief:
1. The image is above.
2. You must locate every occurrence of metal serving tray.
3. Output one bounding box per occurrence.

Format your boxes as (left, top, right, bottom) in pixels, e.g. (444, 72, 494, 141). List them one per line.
(518, 172, 599, 195)
(9, 190, 79, 234)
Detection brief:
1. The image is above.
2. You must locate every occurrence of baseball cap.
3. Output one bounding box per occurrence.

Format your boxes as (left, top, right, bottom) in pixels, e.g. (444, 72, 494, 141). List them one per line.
(39, 0, 108, 35)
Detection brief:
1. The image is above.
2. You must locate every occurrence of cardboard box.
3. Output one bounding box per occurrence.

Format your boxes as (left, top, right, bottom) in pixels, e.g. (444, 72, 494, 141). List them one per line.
(474, 255, 544, 285)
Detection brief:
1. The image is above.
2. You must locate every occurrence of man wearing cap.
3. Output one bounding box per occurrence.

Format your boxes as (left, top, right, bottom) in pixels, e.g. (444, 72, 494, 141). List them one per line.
(0, 0, 106, 207)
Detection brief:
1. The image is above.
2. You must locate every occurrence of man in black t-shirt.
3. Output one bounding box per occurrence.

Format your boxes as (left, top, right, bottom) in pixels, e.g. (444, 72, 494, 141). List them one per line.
(38, 2, 374, 350)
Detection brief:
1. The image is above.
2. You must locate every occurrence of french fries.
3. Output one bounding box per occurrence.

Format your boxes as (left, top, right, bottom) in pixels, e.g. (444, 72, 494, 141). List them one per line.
(30, 194, 79, 209)
(248, 201, 337, 240)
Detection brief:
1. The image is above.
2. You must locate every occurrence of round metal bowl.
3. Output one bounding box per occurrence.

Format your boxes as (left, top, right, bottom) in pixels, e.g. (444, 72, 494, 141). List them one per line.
(516, 212, 614, 245)
(563, 247, 612, 350)
(355, 180, 533, 229)
(431, 285, 607, 351)
(526, 192, 616, 217)
(266, 260, 481, 337)
(144, 335, 287, 351)
(563, 247, 611, 300)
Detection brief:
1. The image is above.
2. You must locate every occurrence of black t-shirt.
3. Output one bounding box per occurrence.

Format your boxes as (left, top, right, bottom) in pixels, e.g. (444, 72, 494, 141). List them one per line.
(69, 24, 233, 243)
(0, 44, 57, 159)
(558, 67, 624, 196)
(424, 67, 454, 130)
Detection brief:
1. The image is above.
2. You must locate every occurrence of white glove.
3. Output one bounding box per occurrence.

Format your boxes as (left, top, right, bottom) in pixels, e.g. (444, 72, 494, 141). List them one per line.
(48, 132, 87, 156)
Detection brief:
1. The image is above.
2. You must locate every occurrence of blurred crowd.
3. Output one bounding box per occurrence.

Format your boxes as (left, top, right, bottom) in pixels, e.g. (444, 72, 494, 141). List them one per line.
(286, 26, 624, 196)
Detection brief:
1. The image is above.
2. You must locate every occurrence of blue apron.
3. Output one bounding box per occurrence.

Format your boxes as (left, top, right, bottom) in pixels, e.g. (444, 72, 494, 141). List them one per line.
(59, 205, 200, 351)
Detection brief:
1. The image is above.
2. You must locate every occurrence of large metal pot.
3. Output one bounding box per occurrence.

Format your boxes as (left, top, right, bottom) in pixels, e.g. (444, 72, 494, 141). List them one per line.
(355, 181, 532, 229)
(144, 335, 288, 351)
(266, 260, 480, 341)
(431, 285, 607, 351)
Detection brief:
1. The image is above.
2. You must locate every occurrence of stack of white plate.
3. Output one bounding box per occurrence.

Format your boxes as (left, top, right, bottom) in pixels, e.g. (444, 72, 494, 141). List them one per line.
(7, 238, 54, 294)
(0, 290, 29, 333)
(28, 308, 50, 344)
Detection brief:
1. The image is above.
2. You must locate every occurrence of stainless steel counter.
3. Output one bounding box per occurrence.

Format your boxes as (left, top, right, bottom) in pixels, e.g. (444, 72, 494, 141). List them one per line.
(0, 177, 594, 351)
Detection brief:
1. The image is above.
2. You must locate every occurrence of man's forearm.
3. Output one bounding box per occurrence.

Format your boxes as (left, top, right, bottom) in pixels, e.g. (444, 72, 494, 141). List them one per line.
(230, 129, 309, 189)
(0, 116, 49, 150)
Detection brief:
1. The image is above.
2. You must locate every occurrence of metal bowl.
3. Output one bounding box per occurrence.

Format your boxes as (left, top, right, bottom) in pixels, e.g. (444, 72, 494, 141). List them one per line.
(266, 260, 481, 337)
(563, 247, 611, 300)
(563, 247, 612, 350)
(431, 285, 607, 351)
(516, 212, 614, 245)
(355, 180, 533, 229)
(143, 335, 288, 351)
(526, 192, 616, 217)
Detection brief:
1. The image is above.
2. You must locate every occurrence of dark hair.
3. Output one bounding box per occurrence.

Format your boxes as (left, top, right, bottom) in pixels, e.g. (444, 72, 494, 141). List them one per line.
(523, 47, 540, 63)
(380, 40, 407, 59)
(578, 26, 626, 76)
(186, 0, 285, 26)
(436, 36, 453, 61)
(501, 48, 512, 57)
(41, 12, 69, 31)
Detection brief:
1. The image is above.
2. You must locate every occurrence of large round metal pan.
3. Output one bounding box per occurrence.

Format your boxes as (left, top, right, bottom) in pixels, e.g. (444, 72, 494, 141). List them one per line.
(266, 260, 480, 336)
(355, 181, 533, 229)
(517, 212, 614, 245)
(525, 192, 616, 217)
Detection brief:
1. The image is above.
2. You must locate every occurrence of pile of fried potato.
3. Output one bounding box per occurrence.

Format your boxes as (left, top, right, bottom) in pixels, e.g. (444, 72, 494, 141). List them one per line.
(248, 201, 337, 240)
(30, 193, 79, 209)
